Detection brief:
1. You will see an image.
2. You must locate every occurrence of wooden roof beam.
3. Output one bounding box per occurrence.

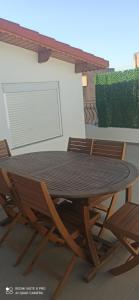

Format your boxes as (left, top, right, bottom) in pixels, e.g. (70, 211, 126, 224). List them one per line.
(38, 47, 52, 63)
(75, 61, 106, 73)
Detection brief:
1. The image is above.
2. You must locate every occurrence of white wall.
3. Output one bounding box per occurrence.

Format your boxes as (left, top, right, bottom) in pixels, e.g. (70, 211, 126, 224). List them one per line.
(86, 125, 139, 143)
(0, 42, 85, 154)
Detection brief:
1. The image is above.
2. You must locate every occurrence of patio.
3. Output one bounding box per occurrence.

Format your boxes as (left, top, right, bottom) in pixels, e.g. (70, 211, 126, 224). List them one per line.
(0, 143, 139, 300)
(0, 215, 139, 300)
(0, 18, 139, 300)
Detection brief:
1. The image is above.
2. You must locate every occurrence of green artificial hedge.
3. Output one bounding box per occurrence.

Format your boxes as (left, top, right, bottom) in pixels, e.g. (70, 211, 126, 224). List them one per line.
(96, 69, 139, 128)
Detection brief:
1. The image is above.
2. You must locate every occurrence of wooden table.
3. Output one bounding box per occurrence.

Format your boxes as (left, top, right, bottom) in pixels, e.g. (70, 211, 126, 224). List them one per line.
(0, 151, 138, 280)
(0, 151, 138, 199)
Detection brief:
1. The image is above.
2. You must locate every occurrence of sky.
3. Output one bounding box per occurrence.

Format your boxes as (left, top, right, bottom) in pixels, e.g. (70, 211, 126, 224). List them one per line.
(0, 0, 139, 71)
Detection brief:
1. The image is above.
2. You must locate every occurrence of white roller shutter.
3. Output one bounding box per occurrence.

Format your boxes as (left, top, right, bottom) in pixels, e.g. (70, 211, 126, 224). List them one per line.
(2, 82, 62, 148)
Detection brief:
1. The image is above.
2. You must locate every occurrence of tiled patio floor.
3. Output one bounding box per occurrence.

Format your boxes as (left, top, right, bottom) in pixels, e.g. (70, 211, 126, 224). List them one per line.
(0, 222, 139, 300)
(0, 211, 139, 299)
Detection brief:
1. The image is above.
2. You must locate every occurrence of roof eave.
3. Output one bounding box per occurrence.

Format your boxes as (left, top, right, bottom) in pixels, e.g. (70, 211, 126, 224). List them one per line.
(0, 18, 109, 71)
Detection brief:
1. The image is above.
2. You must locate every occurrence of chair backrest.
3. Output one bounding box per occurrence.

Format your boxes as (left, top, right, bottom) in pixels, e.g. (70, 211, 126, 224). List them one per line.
(8, 172, 50, 216)
(0, 139, 11, 159)
(0, 168, 12, 195)
(92, 139, 126, 160)
(8, 172, 86, 259)
(67, 137, 93, 154)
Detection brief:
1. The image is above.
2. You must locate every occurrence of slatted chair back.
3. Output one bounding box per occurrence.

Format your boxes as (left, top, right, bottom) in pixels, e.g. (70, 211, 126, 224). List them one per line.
(8, 173, 50, 217)
(0, 141, 14, 215)
(0, 168, 12, 195)
(92, 139, 126, 160)
(0, 140, 11, 159)
(67, 137, 93, 155)
(8, 172, 86, 260)
(0, 168, 24, 233)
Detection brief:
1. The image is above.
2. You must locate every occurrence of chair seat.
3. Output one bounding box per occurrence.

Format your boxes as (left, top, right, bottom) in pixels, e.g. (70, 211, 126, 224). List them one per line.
(105, 202, 139, 242)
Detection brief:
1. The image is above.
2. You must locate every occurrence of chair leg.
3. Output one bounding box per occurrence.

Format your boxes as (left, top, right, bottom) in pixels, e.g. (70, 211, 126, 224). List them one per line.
(112, 230, 138, 257)
(52, 254, 77, 300)
(23, 226, 55, 276)
(98, 193, 118, 238)
(125, 186, 132, 203)
(14, 231, 38, 267)
(0, 212, 21, 246)
(84, 240, 119, 282)
(0, 196, 17, 219)
(110, 254, 139, 276)
(83, 206, 100, 266)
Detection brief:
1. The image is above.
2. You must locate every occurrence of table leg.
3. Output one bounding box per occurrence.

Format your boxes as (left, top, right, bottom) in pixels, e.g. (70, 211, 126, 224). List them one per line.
(125, 186, 132, 203)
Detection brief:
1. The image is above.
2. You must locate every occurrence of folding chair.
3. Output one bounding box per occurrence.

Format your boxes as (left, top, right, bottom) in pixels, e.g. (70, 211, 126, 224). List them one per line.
(8, 172, 99, 300)
(0, 168, 26, 245)
(104, 202, 139, 276)
(0, 139, 11, 158)
(0, 140, 16, 225)
(90, 139, 126, 237)
(57, 137, 93, 206)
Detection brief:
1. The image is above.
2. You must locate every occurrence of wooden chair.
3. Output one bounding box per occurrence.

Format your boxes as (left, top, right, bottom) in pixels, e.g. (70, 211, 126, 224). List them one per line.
(104, 202, 139, 276)
(0, 168, 16, 219)
(67, 137, 93, 154)
(60, 137, 93, 206)
(0, 141, 26, 226)
(0, 140, 15, 224)
(0, 168, 26, 245)
(0, 139, 11, 159)
(92, 139, 126, 159)
(90, 139, 126, 237)
(8, 172, 99, 300)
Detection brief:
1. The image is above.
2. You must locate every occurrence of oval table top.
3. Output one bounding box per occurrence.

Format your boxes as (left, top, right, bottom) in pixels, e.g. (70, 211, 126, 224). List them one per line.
(0, 151, 138, 199)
